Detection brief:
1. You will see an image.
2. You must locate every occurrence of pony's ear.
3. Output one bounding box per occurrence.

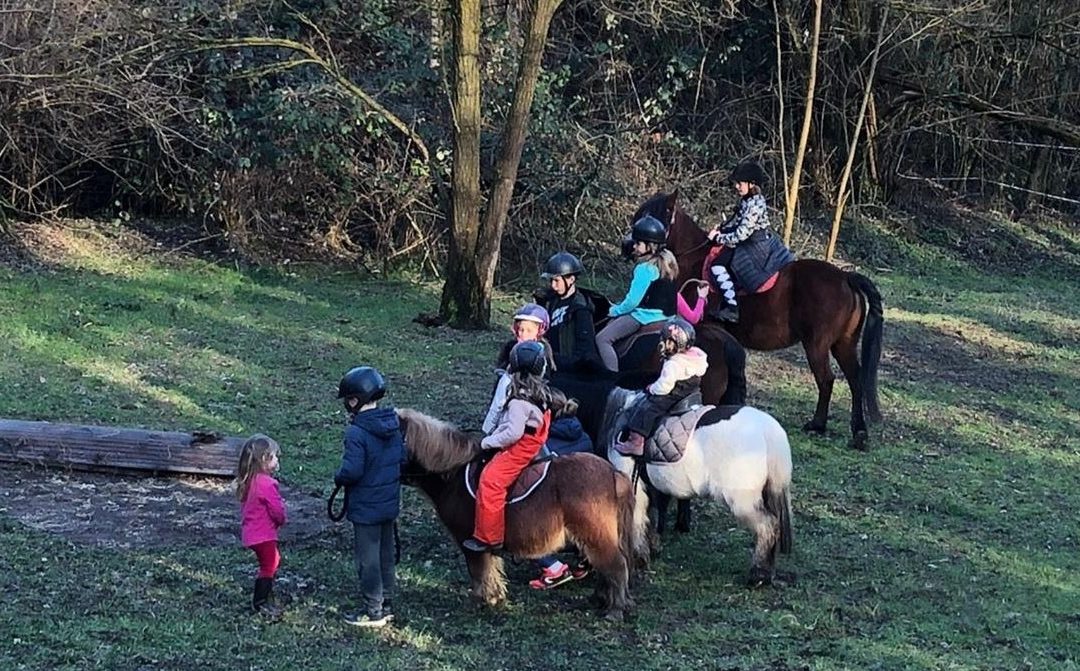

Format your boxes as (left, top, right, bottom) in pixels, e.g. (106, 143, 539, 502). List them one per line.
(664, 189, 680, 225)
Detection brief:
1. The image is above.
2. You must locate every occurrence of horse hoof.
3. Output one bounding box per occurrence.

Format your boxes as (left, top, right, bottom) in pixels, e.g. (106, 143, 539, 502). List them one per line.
(747, 568, 773, 588)
(603, 608, 624, 622)
(848, 431, 869, 451)
(802, 421, 827, 434)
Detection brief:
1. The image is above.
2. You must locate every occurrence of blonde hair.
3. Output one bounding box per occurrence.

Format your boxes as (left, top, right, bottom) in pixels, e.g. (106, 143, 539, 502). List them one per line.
(641, 246, 678, 281)
(235, 433, 280, 502)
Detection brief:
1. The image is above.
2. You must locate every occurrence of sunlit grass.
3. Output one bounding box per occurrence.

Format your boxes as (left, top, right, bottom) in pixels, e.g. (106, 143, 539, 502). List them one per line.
(1, 220, 1078, 670)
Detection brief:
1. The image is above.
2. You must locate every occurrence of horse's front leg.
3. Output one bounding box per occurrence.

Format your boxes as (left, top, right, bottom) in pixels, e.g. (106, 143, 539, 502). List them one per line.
(802, 339, 835, 433)
(464, 551, 507, 606)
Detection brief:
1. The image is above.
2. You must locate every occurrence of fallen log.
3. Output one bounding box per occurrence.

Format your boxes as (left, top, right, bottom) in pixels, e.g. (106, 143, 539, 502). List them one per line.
(0, 419, 246, 477)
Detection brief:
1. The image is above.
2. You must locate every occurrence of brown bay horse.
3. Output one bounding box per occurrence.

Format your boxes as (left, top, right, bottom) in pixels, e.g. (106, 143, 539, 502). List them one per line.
(633, 191, 884, 450)
(396, 408, 647, 619)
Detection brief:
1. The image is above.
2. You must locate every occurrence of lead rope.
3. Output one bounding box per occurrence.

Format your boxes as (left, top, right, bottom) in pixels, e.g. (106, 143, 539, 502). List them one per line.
(327, 484, 347, 522)
(327, 485, 402, 564)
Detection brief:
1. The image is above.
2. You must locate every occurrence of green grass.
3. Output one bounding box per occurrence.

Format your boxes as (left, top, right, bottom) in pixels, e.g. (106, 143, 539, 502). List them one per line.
(1, 217, 1078, 670)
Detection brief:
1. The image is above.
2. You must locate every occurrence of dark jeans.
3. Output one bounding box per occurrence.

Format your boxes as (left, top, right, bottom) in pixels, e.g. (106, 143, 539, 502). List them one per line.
(352, 520, 395, 616)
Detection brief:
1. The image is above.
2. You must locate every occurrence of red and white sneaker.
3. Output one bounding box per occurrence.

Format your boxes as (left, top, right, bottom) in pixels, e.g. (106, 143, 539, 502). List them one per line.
(529, 564, 574, 590)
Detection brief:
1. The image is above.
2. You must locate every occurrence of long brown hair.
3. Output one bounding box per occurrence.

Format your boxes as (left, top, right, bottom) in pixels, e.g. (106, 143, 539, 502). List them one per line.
(506, 371, 572, 416)
(235, 433, 280, 502)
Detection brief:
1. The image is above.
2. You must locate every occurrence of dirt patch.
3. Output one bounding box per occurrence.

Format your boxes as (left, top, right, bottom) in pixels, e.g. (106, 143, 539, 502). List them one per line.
(0, 464, 334, 550)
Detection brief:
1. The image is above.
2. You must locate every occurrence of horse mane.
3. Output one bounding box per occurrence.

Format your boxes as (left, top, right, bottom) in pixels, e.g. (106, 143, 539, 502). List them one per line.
(635, 190, 708, 246)
(396, 408, 480, 473)
(597, 387, 638, 450)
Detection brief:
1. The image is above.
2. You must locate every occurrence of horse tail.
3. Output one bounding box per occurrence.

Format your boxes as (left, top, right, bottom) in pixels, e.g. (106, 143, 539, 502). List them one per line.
(615, 468, 649, 568)
(848, 272, 884, 423)
(764, 484, 793, 555)
(763, 412, 794, 555)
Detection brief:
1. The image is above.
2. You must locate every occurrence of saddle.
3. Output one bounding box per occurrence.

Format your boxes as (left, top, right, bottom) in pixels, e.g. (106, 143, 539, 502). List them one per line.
(464, 448, 554, 504)
(642, 403, 712, 464)
(614, 321, 665, 359)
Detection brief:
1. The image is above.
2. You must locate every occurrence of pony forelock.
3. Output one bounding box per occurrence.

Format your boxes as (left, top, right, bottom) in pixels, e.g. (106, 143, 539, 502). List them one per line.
(397, 408, 480, 473)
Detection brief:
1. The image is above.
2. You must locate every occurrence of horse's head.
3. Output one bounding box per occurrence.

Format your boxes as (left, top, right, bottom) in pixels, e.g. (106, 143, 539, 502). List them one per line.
(631, 189, 679, 228)
(632, 189, 710, 286)
(397, 408, 480, 480)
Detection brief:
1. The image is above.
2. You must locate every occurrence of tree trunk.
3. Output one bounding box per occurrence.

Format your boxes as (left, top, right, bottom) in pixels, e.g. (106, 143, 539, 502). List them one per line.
(0, 419, 244, 477)
(475, 0, 563, 300)
(440, 0, 563, 328)
(439, 0, 485, 328)
(826, 1, 889, 263)
(772, 0, 789, 211)
(781, 0, 823, 246)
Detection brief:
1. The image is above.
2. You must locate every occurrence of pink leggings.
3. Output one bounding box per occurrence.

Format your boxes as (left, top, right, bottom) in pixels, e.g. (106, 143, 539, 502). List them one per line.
(251, 541, 280, 578)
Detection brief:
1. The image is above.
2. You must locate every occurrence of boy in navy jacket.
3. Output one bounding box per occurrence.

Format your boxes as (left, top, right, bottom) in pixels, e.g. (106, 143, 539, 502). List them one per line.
(334, 365, 406, 628)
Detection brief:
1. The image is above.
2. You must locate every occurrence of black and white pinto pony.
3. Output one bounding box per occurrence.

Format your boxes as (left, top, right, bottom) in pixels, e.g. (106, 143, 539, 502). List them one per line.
(596, 387, 794, 585)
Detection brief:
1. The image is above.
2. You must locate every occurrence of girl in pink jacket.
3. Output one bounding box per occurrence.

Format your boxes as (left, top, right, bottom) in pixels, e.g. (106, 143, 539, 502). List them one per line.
(237, 434, 287, 618)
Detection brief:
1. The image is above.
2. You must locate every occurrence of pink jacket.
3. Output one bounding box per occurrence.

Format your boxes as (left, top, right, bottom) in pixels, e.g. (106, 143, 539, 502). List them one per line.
(676, 293, 705, 325)
(240, 473, 287, 547)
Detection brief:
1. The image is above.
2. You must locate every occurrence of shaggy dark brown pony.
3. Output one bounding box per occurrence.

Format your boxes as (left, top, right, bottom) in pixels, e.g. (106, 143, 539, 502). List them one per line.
(633, 191, 884, 450)
(396, 408, 647, 619)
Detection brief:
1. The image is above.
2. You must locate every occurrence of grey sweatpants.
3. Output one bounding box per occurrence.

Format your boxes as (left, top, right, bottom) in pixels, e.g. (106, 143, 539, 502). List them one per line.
(352, 520, 396, 616)
(595, 315, 642, 372)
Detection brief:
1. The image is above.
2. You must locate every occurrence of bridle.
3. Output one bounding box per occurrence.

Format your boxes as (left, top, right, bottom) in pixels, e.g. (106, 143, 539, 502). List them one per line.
(664, 205, 712, 259)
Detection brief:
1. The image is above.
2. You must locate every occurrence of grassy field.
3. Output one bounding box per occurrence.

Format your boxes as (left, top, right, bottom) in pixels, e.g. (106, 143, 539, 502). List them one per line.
(0, 213, 1077, 671)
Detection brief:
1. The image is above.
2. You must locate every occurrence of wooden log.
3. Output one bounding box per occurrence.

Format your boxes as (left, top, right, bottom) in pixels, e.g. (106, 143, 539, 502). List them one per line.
(0, 419, 246, 477)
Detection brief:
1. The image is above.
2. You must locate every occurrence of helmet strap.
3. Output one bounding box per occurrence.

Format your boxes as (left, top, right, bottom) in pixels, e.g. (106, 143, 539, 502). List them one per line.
(564, 275, 576, 294)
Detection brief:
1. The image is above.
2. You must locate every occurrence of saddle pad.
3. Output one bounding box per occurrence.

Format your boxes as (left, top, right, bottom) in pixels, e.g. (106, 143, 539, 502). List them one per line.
(730, 233, 794, 293)
(465, 459, 551, 504)
(615, 321, 665, 359)
(644, 405, 713, 464)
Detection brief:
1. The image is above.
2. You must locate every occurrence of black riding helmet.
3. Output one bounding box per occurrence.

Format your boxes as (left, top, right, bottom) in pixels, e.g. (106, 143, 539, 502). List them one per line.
(541, 252, 585, 279)
(508, 340, 547, 377)
(337, 366, 387, 405)
(728, 161, 767, 187)
(631, 215, 667, 245)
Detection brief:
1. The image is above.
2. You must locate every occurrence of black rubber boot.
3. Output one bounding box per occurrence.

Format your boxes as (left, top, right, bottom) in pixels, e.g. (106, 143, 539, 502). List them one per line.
(253, 577, 283, 619)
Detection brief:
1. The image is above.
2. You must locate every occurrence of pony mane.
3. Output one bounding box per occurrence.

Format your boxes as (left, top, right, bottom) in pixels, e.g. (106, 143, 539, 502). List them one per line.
(397, 408, 480, 473)
(635, 191, 675, 227)
(598, 387, 638, 451)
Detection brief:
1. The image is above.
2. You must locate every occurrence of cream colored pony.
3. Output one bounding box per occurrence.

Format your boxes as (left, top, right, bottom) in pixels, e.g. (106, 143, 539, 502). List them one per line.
(598, 388, 794, 585)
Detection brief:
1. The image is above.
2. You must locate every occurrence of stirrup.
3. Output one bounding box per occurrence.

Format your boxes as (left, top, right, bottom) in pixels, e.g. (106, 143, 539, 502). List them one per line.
(570, 560, 592, 580)
(462, 537, 503, 553)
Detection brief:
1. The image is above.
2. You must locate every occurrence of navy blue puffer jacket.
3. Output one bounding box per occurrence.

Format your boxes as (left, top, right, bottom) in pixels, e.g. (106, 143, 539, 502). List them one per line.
(334, 406, 406, 525)
(546, 416, 593, 456)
